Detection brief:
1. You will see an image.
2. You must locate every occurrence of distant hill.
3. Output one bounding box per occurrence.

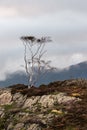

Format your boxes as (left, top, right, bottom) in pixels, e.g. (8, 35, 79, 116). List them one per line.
(0, 61, 87, 87)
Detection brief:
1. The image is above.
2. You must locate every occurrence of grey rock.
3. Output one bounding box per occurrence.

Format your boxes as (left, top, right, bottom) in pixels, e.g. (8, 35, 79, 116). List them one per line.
(13, 92, 27, 107)
(0, 90, 12, 105)
(13, 123, 24, 130)
(27, 124, 41, 130)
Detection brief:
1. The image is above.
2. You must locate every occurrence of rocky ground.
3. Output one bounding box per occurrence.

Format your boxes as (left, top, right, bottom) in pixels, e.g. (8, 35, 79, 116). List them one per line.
(0, 79, 87, 130)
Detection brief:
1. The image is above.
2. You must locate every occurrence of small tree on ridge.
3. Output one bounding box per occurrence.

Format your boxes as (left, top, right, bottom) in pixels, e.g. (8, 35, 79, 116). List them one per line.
(20, 36, 53, 88)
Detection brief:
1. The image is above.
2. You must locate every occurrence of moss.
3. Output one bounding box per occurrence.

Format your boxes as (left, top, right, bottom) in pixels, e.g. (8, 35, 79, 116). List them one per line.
(46, 109, 52, 114)
(0, 111, 11, 130)
(0, 103, 20, 129)
(20, 128, 26, 130)
(12, 116, 19, 126)
(0, 117, 6, 130)
(65, 126, 77, 130)
(3, 103, 16, 111)
(35, 103, 42, 112)
(22, 109, 33, 114)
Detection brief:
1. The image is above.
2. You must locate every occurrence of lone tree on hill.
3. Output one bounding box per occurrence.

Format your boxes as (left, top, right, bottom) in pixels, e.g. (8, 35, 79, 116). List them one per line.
(20, 36, 54, 88)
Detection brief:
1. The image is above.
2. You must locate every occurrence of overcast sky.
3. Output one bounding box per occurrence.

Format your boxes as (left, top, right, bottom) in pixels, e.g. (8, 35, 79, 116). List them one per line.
(0, 0, 87, 80)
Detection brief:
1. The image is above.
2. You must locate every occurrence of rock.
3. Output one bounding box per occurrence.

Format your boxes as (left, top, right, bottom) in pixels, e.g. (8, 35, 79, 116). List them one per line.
(28, 124, 41, 130)
(23, 92, 81, 110)
(0, 107, 4, 117)
(7, 122, 14, 130)
(54, 93, 81, 104)
(23, 96, 40, 109)
(13, 92, 26, 107)
(39, 93, 81, 107)
(13, 123, 24, 130)
(0, 91, 12, 105)
(39, 95, 54, 107)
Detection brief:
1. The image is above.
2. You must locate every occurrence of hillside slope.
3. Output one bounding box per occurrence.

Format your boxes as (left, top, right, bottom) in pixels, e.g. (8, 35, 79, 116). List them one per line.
(0, 79, 87, 130)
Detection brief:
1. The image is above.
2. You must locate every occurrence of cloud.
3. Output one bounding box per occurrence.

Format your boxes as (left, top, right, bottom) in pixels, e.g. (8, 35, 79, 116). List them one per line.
(0, 47, 24, 80)
(0, 0, 87, 18)
(0, 0, 87, 80)
(0, 7, 17, 18)
(0, 0, 59, 18)
(71, 53, 85, 63)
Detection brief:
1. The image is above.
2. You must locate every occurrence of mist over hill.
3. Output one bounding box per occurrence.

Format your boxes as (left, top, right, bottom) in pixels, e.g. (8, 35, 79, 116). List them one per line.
(0, 61, 87, 87)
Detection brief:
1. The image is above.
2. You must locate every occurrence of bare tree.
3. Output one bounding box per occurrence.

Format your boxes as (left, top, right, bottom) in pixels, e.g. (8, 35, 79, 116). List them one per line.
(20, 36, 54, 88)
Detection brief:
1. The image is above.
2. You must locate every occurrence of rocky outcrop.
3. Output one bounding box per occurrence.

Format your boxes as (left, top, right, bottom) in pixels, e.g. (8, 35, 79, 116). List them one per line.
(0, 89, 12, 105)
(0, 79, 87, 130)
(23, 93, 80, 110)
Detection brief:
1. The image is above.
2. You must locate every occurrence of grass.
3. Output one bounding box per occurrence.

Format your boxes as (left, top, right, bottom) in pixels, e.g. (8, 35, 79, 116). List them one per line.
(65, 126, 78, 130)
(2, 102, 17, 111)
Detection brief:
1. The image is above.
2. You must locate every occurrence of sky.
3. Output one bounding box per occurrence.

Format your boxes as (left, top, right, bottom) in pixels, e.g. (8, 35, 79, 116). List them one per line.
(0, 0, 87, 80)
